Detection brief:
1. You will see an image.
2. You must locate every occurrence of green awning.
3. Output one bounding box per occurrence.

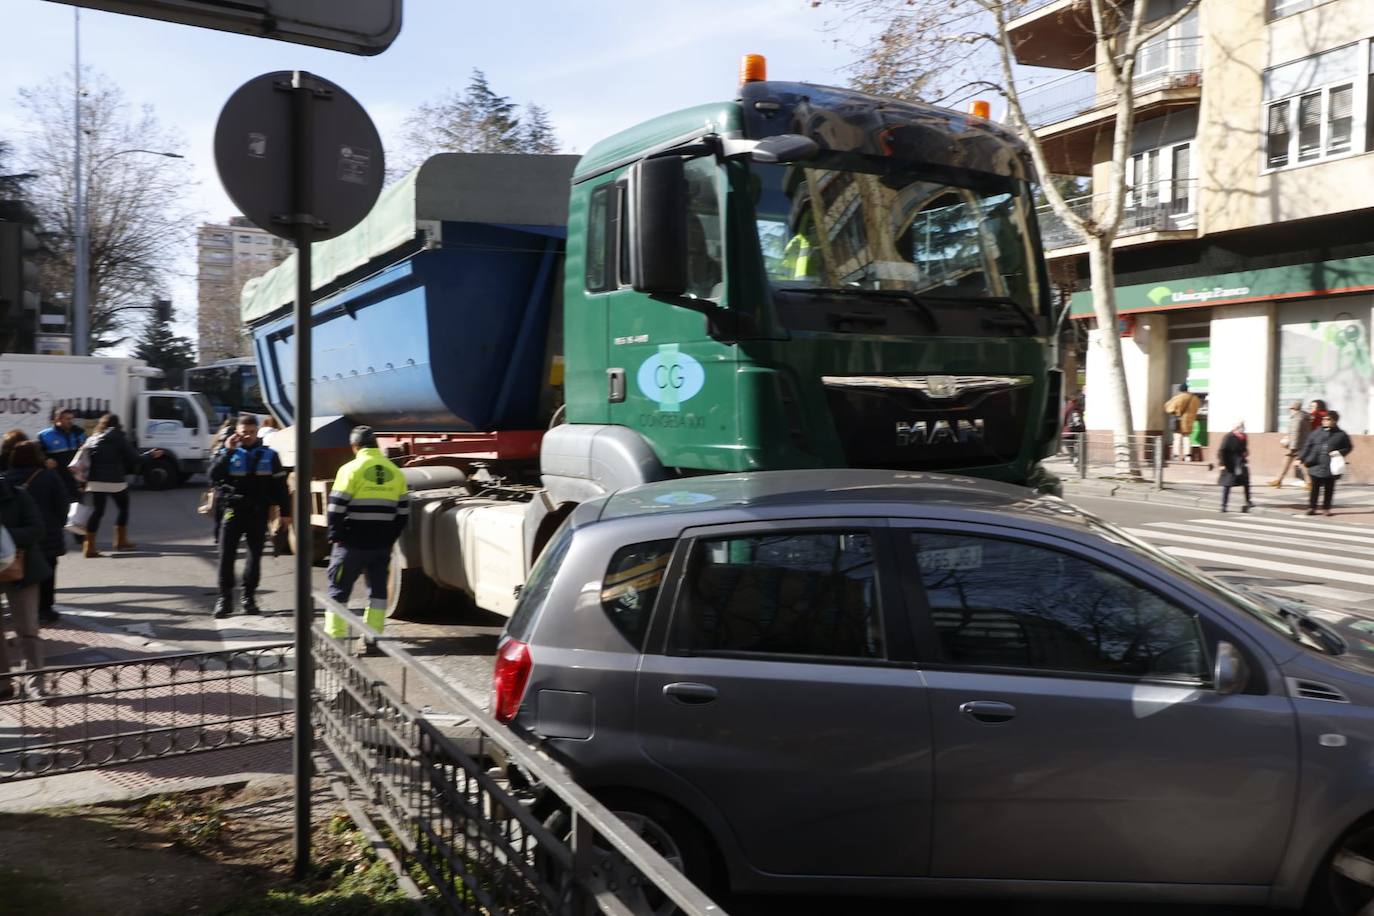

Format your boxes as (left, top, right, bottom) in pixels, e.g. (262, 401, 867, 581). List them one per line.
(1070, 253, 1374, 318)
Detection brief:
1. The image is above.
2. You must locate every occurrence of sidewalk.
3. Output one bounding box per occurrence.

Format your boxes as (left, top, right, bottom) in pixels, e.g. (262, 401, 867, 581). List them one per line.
(0, 613, 291, 813)
(1049, 455, 1374, 522)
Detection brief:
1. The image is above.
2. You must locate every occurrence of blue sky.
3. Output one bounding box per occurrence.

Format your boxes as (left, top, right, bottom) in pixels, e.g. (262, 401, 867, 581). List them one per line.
(2, 0, 871, 349)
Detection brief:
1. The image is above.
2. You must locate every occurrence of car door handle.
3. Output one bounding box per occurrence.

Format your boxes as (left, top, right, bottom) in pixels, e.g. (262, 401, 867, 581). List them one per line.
(959, 700, 1017, 723)
(663, 682, 718, 705)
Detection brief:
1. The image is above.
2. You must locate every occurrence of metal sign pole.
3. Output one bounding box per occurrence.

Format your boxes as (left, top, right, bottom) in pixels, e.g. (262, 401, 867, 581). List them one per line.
(289, 70, 316, 880)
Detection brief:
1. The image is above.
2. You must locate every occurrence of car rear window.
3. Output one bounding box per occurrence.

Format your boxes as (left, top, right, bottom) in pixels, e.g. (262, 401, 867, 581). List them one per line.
(506, 520, 576, 643)
(600, 539, 675, 649)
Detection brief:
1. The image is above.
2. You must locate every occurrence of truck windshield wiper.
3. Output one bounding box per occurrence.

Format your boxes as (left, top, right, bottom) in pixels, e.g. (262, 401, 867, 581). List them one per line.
(923, 294, 1039, 336)
(796, 287, 939, 333)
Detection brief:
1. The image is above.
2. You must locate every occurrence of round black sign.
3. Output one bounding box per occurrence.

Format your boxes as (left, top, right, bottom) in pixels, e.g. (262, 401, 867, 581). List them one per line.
(214, 71, 384, 242)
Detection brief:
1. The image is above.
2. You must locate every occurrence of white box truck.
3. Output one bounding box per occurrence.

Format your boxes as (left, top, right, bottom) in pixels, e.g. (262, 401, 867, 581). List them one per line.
(0, 354, 216, 488)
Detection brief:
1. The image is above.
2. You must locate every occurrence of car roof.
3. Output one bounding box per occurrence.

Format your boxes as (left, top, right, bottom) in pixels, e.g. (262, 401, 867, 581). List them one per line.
(591, 469, 1088, 531)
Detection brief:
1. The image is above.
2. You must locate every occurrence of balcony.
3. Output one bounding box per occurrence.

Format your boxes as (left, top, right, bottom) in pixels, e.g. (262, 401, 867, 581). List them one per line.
(1038, 178, 1198, 254)
(1018, 39, 1202, 173)
(1008, 0, 1093, 69)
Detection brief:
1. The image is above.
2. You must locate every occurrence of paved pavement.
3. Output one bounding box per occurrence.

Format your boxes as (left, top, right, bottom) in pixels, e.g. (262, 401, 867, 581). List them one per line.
(0, 484, 503, 813)
(1052, 453, 1374, 522)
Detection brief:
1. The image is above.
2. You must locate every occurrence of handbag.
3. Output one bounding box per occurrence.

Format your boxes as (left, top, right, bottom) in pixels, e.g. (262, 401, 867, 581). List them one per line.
(65, 497, 94, 536)
(0, 549, 23, 584)
(1329, 452, 1347, 476)
(69, 437, 94, 484)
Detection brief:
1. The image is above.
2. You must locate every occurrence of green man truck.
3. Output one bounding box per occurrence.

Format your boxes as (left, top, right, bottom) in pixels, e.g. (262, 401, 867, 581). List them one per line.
(242, 57, 1061, 617)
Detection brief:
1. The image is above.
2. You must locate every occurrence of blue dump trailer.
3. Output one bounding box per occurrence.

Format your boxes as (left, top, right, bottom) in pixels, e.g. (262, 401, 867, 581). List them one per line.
(246, 153, 577, 435)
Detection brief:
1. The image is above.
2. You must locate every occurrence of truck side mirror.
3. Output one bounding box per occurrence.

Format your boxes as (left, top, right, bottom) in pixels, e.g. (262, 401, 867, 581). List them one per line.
(628, 156, 689, 297)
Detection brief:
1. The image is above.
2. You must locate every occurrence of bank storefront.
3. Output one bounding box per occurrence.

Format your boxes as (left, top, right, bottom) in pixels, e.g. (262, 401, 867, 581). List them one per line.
(1075, 253, 1374, 480)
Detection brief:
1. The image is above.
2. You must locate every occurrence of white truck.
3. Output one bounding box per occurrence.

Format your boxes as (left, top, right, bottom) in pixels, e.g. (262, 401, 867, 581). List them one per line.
(0, 354, 217, 488)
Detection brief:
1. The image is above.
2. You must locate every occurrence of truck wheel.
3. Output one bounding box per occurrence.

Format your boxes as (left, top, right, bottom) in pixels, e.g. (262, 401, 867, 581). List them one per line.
(142, 458, 179, 490)
(285, 523, 329, 566)
(386, 544, 437, 620)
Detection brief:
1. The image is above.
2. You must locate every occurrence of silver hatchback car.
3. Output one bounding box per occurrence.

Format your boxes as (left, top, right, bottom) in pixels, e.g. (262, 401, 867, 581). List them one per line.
(494, 470, 1374, 914)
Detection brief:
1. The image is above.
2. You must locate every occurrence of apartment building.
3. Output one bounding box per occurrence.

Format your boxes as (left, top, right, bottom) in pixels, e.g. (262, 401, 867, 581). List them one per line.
(1013, 0, 1374, 475)
(196, 216, 290, 363)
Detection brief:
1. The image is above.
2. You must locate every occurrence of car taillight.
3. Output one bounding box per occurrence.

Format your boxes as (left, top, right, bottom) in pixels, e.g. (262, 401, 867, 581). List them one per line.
(492, 638, 532, 724)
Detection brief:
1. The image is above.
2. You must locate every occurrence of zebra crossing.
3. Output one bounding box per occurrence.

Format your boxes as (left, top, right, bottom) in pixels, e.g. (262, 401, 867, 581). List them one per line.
(1122, 514, 1374, 610)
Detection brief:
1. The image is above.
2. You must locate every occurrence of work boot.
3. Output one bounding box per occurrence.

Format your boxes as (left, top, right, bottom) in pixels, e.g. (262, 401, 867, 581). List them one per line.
(241, 594, 261, 616)
(114, 526, 136, 550)
(83, 534, 102, 559)
(213, 596, 233, 619)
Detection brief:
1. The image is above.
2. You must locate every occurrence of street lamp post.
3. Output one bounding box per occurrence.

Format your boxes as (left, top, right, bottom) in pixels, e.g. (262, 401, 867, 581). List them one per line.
(70, 142, 184, 356)
(70, 1, 183, 355)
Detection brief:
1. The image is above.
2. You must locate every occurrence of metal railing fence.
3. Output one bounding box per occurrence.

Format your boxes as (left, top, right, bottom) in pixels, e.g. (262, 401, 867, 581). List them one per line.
(0, 643, 293, 781)
(1020, 38, 1202, 128)
(314, 594, 725, 916)
(1062, 432, 1166, 487)
(1038, 178, 1197, 249)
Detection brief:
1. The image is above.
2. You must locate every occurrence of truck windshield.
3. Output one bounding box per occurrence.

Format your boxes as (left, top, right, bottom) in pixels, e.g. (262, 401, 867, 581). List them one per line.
(751, 157, 1042, 319)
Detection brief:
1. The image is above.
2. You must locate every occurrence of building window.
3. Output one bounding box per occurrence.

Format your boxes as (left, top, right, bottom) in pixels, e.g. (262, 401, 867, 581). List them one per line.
(1268, 0, 1336, 19)
(238, 234, 253, 243)
(1263, 42, 1368, 171)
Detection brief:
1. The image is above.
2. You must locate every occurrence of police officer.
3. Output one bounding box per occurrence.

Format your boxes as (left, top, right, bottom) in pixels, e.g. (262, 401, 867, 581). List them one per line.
(324, 426, 410, 649)
(209, 414, 289, 618)
(38, 407, 87, 487)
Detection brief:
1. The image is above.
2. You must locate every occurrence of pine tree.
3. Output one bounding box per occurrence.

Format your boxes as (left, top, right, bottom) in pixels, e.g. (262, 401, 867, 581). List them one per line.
(521, 104, 559, 154)
(132, 304, 195, 388)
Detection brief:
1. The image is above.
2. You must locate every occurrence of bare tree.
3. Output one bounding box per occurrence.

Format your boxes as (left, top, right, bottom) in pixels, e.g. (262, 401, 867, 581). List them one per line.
(827, 0, 1201, 472)
(17, 69, 197, 352)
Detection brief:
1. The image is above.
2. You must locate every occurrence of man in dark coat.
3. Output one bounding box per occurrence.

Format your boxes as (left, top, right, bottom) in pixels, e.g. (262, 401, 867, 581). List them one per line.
(1217, 421, 1252, 513)
(209, 414, 290, 618)
(0, 473, 52, 698)
(1300, 409, 1354, 516)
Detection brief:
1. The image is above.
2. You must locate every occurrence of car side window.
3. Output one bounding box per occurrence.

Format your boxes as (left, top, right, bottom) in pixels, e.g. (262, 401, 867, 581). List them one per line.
(909, 532, 1206, 681)
(600, 539, 675, 649)
(676, 531, 884, 660)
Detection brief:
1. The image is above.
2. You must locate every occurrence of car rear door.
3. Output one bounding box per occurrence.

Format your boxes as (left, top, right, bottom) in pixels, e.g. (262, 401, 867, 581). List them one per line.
(897, 521, 1298, 886)
(634, 519, 934, 878)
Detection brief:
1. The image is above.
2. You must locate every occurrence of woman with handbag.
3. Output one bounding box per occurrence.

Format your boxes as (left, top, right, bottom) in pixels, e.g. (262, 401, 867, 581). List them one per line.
(0, 470, 52, 699)
(7, 442, 72, 626)
(82, 414, 141, 557)
(1300, 410, 1354, 516)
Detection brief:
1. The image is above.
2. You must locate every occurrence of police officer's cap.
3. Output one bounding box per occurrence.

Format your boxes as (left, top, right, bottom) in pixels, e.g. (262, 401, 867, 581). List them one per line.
(350, 425, 377, 447)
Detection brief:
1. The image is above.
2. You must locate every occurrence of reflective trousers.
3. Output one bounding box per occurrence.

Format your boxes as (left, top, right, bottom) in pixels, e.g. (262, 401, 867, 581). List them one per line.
(325, 543, 389, 637)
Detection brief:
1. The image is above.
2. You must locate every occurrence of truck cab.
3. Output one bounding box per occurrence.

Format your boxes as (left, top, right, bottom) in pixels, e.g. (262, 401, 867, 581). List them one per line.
(132, 387, 217, 488)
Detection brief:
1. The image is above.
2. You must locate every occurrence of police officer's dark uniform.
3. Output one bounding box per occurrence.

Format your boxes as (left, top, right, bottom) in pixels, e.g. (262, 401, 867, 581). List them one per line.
(209, 416, 289, 618)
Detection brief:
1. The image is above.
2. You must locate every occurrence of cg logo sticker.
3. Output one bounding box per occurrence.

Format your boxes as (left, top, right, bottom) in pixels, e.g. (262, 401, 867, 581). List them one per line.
(636, 344, 704, 413)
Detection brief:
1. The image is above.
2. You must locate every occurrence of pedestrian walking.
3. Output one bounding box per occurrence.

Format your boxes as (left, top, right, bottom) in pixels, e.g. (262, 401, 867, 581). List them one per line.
(1164, 383, 1201, 462)
(0, 429, 27, 472)
(1300, 409, 1354, 517)
(209, 414, 289, 618)
(0, 471, 52, 698)
(5, 442, 72, 626)
(1269, 401, 1311, 488)
(1217, 421, 1253, 513)
(1310, 399, 1329, 429)
(82, 414, 142, 557)
(324, 426, 410, 652)
(1062, 393, 1086, 462)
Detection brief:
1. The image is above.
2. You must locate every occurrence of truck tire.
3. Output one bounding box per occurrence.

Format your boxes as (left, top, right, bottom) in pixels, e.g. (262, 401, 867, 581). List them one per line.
(285, 522, 329, 566)
(386, 543, 437, 620)
(141, 457, 179, 490)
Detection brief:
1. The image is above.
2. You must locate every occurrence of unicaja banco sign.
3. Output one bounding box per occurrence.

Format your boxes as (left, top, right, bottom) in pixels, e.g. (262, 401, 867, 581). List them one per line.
(1147, 285, 1252, 306)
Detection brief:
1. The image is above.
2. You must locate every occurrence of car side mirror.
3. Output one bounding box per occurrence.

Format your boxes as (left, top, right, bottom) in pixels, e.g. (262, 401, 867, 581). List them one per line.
(628, 156, 688, 297)
(1214, 641, 1250, 695)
